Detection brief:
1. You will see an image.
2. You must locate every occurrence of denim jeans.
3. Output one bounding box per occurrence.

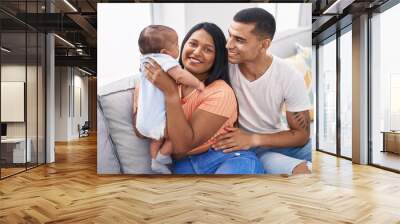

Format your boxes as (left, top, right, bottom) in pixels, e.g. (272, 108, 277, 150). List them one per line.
(251, 139, 312, 175)
(172, 148, 265, 174)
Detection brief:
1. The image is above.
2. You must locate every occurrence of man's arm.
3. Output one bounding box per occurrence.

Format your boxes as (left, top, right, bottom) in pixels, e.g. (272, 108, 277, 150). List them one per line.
(213, 110, 310, 152)
(254, 110, 310, 148)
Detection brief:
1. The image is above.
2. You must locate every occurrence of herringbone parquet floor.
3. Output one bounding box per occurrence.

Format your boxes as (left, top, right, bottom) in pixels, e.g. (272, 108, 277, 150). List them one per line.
(1, 135, 400, 223)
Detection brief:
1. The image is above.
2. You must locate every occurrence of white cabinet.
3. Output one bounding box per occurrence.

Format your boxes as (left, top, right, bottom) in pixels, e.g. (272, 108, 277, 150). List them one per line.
(1, 138, 32, 163)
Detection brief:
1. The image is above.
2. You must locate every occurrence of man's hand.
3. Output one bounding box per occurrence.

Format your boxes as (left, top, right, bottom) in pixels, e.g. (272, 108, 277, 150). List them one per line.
(213, 127, 257, 153)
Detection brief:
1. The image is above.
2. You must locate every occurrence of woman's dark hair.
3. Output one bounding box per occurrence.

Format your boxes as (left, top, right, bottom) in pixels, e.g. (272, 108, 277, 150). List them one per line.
(179, 22, 229, 86)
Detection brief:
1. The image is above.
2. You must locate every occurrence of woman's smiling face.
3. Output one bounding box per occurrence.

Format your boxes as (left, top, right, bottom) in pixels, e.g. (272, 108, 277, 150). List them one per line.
(181, 29, 216, 79)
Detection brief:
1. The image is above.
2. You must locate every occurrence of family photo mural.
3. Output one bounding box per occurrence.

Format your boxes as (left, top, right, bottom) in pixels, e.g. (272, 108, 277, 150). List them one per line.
(97, 3, 313, 175)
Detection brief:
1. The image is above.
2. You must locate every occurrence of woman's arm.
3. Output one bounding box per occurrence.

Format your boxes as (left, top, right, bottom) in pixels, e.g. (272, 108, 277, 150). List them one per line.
(144, 60, 228, 154)
(166, 96, 228, 154)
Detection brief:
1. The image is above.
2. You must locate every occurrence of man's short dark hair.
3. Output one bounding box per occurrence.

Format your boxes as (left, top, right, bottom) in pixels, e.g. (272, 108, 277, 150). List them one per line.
(138, 25, 176, 54)
(233, 7, 276, 40)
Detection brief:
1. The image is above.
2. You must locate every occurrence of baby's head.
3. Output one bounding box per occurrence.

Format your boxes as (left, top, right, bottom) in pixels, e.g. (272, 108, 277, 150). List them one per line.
(138, 25, 179, 59)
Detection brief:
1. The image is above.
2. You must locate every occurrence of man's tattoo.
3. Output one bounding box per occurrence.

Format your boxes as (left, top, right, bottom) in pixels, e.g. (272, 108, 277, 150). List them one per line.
(292, 112, 310, 132)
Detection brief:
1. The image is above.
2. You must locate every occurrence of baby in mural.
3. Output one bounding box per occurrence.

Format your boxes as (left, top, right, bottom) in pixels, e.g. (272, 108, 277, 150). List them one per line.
(133, 25, 205, 174)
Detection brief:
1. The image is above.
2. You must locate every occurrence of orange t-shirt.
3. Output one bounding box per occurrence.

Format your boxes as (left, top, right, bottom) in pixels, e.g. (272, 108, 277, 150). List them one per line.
(179, 80, 238, 155)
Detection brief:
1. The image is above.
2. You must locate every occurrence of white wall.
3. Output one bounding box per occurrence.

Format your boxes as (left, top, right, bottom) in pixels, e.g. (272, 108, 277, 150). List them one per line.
(97, 3, 152, 88)
(72, 74, 89, 138)
(183, 3, 258, 38)
(78, 75, 89, 125)
(152, 4, 185, 41)
(55, 67, 70, 141)
(55, 67, 89, 141)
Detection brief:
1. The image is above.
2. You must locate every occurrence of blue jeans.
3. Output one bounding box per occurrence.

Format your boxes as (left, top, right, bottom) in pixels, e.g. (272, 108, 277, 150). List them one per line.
(172, 148, 265, 174)
(251, 139, 312, 175)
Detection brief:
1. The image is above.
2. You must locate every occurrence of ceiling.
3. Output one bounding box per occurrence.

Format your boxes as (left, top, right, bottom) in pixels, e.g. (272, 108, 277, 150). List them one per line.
(311, 0, 391, 44)
(0, 0, 99, 74)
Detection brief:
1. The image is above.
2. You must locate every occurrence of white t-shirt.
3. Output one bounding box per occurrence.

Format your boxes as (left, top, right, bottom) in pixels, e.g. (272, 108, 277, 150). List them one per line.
(229, 56, 311, 134)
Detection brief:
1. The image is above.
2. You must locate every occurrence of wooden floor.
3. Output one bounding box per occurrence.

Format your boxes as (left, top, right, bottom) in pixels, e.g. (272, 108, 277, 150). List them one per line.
(0, 167, 26, 178)
(1, 163, 46, 178)
(1, 135, 400, 223)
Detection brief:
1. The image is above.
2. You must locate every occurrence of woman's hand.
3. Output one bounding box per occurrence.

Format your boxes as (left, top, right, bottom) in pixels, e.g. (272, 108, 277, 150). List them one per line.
(143, 58, 179, 99)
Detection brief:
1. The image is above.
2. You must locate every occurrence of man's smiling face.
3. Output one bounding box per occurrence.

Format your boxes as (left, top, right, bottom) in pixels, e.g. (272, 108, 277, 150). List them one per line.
(226, 21, 269, 64)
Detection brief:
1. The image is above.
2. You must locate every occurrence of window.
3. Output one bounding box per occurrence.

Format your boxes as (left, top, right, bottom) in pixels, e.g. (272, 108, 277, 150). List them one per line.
(370, 2, 400, 171)
(258, 3, 311, 32)
(317, 37, 337, 154)
(339, 28, 352, 158)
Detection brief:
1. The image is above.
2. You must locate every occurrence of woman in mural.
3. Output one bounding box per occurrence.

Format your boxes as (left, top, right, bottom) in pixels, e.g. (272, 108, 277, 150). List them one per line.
(144, 22, 264, 174)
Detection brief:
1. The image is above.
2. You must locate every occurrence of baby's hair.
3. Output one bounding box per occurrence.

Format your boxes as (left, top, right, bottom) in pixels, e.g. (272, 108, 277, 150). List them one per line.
(138, 25, 176, 54)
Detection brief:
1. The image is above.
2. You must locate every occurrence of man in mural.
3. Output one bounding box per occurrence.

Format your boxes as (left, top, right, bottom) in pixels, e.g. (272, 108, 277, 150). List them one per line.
(213, 7, 312, 175)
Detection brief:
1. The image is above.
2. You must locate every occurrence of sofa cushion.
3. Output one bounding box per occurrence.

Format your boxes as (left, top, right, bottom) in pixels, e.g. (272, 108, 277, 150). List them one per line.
(268, 27, 311, 58)
(97, 75, 153, 174)
(97, 102, 121, 174)
(284, 44, 314, 121)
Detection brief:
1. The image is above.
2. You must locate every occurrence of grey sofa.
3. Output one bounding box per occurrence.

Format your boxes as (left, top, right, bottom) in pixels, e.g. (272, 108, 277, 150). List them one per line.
(97, 75, 154, 174)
